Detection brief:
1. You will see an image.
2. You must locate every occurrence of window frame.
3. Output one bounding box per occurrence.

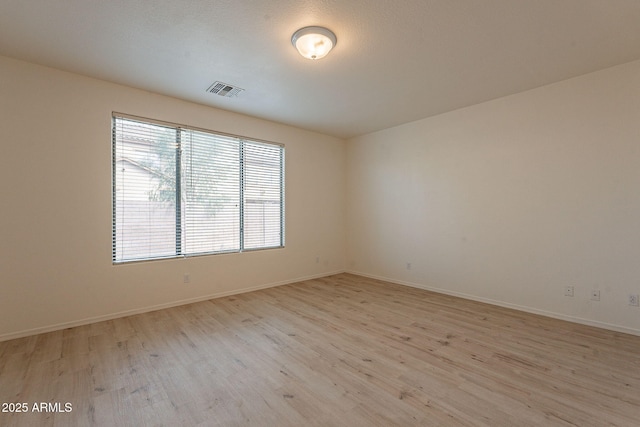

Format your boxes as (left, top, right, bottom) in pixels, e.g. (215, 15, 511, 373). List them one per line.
(111, 113, 285, 264)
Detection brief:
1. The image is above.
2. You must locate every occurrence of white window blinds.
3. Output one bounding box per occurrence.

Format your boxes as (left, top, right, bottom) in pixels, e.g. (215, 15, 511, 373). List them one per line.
(243, 141, 285, 250)
(112, 115, 284, 263)
(182, 130, 240, 255)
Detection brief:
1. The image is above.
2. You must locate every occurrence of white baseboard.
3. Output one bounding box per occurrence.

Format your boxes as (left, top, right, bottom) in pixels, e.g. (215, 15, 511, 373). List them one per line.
(6, 269, 636, 342)
(0, 270, 346, 342)
(346, 270, 640, 337)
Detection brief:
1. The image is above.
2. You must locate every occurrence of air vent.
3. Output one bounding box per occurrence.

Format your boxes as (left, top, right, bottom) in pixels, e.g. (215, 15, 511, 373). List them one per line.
(206, 81, 244, 98)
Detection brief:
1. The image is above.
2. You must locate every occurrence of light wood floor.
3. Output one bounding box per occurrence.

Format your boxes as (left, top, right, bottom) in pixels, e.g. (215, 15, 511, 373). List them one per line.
(1, 274, 639, 426)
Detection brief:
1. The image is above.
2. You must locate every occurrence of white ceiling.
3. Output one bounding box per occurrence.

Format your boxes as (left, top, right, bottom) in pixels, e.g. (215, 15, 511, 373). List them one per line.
(2, 1, 640, 139)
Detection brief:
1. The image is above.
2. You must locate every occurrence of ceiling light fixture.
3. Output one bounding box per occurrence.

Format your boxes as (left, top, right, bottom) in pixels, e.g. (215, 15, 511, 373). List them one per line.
(291, 26, 337, 60)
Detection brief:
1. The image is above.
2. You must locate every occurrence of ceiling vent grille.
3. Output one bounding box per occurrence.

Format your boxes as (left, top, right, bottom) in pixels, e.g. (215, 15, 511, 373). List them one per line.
(207, 81, 244, 98)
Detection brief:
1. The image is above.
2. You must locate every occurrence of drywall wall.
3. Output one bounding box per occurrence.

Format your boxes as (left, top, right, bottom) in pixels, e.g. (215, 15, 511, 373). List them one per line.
(0, 55, 346, 340)
(347, 60, 640, 335)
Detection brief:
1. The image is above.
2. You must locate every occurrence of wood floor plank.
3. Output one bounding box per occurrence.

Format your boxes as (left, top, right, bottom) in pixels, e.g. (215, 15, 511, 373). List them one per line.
(1, 273, 639, 426)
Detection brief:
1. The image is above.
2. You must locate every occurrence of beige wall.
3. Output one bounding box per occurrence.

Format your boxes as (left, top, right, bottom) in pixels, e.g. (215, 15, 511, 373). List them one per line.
(3, 53, 640, 340)
(347, 60, 640, 335)
(0, 55, 346, 340)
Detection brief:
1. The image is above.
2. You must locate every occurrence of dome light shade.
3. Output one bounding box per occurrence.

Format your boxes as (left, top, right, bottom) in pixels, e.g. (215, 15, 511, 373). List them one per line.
(291, 26, 337, 60)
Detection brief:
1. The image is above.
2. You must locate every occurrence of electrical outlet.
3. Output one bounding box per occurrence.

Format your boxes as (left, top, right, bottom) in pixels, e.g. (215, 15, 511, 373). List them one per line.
(183, 274, 190, 284)
(629, 294, 639, 306)
(406, 262, 412, 270)
(564, 286, 574, 297)
(590, 290, 600, 301)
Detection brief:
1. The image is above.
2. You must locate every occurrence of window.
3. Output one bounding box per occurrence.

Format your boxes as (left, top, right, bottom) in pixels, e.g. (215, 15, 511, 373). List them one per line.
(112, 114, 284, 263)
